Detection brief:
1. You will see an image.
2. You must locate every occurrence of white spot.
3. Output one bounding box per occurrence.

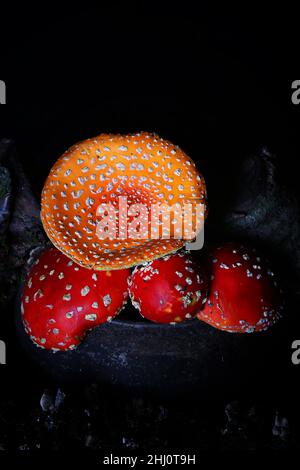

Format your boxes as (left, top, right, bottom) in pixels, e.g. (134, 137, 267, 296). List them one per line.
(34, 289, 43, 301)
(116, 162, 126, 171)
(71, 190, 84, 199)
(174, 284, 183, 292)
(185, 266, 194, 273)
(103, 294, 112, 307)
(220, 263, 230, 270)
(85, 314, 97, 321)
(86, 197, 95, 207)
(81, 286, 90, 296)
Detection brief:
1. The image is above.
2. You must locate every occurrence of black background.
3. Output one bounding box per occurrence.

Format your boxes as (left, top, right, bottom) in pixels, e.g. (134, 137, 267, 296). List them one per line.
(1, 3, 300, 457)
(1, 5, 299, 197)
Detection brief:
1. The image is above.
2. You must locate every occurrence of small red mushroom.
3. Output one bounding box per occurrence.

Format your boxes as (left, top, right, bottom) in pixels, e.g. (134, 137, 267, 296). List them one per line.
(21, 247, 130, 351)
(197, 242, 284, 333)
(128, 252, 208, 324)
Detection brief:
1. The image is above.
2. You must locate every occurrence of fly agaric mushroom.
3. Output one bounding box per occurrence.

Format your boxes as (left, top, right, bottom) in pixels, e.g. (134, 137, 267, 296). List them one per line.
(128, 252, 208, 324)
(197, 242, 284, 333)
(21, 247, 130, 351)
(41, 132, 206, 270)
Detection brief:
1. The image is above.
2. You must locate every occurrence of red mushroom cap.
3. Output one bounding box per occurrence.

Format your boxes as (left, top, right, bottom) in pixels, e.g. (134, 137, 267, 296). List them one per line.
(197, 242, 284, 333)
(21, 247, 130, 351)
(129, 251, 208, 324)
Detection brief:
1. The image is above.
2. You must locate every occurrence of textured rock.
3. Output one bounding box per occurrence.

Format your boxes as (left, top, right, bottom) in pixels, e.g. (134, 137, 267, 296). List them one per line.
(0, 139, 48, 309)
(208, 147, 300, 291)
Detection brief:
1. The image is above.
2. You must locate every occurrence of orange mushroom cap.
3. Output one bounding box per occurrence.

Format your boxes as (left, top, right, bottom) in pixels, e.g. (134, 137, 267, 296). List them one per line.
(41, 132, 206, 270)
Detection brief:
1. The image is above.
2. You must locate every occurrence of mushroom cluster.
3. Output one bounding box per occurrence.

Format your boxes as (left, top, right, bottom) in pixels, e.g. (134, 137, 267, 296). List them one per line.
(21, 132, 284, 352)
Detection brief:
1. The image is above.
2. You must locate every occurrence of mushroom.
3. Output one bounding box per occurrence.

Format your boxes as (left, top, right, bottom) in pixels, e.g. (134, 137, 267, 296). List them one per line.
(197, 242, 284, 333)
(21, 247, 130, 351)
(41, 132, 206, 270)
(128, 251, 208, 324)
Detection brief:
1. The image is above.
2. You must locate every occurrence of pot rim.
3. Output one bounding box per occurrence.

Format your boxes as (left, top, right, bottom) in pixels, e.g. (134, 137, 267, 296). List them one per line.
(112, 317, 200, 329)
